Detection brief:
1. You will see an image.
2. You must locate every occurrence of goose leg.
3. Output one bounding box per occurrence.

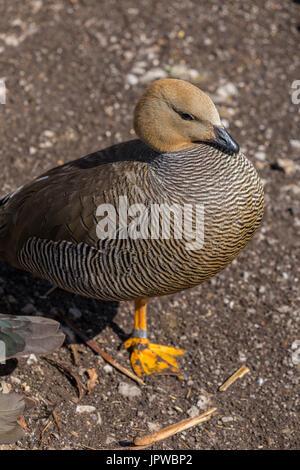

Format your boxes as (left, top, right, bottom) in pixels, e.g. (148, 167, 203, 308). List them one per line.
(124, 298, 185, 378)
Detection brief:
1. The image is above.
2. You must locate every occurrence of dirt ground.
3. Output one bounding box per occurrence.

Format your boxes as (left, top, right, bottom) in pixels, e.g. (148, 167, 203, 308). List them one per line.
(0, 0, 299, 450)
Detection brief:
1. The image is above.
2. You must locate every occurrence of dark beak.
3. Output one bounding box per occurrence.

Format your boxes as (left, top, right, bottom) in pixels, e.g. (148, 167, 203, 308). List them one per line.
(210, 125, 240, 154)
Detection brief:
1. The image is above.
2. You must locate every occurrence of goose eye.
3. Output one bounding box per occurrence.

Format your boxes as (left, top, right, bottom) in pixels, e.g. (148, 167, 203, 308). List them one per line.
(178, 112, 195, 121)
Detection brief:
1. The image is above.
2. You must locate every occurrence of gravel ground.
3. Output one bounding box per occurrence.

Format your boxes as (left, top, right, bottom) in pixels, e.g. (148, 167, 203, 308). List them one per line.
(0, 0, 299, 450)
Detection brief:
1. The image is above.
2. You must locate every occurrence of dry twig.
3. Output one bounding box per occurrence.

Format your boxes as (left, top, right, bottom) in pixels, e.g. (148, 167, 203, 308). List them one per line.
(133, 407, 217, 447)
(42, 285, 57, 297)
(52, 407, 62, 435)
(17, 415, 29, 431)
(43, 356, 84, 401)
(39, 420, 52, 449)
(69, 343, 79, 366)
(219, 365, 250, 392)
(86, 368, 98, 394)
(60, 313, 144, 386)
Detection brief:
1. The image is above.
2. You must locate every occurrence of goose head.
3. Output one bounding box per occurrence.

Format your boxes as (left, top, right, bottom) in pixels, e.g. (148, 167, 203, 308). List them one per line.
(134, 78, 239, 154)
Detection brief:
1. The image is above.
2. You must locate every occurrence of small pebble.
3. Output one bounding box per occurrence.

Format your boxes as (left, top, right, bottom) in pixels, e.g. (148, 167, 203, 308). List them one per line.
(76, 405, 96, 414)
(147, 421, 161, 432)
(216, 82, 238, 101)
(26, 354, 38, 365)
(118, 381, 141, 399)
(140, 68, 167, 83)
(196, 394, 211, 410)
(275, 158, 296, 175)
(255, 151, 266, 162)
(10, 376, 21, 385)
(0, 381, 11, 393)
(238, 351, 247, 362)
(68, 307, 82, 319)
(290, 139, 300, 150)
(187, 405, 199, 418)
(126, 73, 139, 86)
(221, 416, 234, 423)
(7, 295, 17, 304)
(21, 303, 36, 314)
(291, 340, 300, 365)
(103, 364, 113, 374)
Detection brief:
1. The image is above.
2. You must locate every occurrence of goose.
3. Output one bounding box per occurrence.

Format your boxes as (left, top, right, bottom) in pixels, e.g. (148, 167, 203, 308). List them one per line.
(0, 78, 264, 378)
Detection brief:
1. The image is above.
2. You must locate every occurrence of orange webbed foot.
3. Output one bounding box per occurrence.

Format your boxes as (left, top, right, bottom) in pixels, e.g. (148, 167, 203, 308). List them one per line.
(124, 337, 185, 379)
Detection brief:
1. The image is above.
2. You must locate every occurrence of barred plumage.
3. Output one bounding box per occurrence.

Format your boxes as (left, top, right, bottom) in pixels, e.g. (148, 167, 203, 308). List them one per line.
(10, 141, 264, 303)
(0, 78, 264, 378)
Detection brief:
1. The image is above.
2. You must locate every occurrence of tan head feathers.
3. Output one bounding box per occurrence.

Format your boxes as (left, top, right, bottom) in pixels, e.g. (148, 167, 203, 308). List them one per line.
(134, 78, 223, 153)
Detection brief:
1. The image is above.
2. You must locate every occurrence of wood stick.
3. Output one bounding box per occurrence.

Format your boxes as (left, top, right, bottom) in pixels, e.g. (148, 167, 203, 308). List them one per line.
(43, 356, 84, 401)
(134, 407, 217, 446)
(42, 285, 57, 297)
(60, 313, 144, 386)
(219, 365, 250, 392)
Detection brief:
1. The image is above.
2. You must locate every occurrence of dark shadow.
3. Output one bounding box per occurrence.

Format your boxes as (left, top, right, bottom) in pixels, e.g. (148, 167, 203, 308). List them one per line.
(118, 440, 135, 448)
(0, 261, 128, 347)
(0, 358, 18, 377)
